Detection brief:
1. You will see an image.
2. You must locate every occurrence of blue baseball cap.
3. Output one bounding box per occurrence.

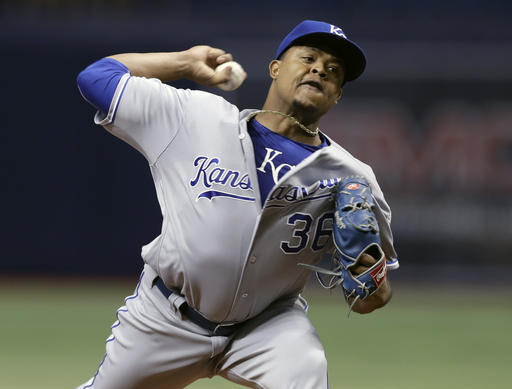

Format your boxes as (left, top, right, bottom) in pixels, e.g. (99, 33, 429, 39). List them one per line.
(275, 20, 366, 82)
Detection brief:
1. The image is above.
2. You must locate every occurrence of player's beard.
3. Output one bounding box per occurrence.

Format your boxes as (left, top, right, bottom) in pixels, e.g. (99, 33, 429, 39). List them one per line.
(291, 98, 323, 125)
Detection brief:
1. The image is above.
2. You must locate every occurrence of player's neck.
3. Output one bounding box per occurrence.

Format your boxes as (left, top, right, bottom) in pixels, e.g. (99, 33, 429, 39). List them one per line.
(257, 103, 322, 146)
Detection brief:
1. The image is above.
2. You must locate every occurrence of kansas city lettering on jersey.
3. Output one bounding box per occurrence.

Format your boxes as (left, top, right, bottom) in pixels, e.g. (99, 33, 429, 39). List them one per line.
(267, 178, 341, 205)
(190, 156, 255, 201)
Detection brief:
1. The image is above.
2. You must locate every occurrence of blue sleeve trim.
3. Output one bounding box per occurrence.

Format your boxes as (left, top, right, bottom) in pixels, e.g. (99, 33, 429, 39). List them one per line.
(386, 257, 400, 270)
(111, 75, 131, 124)
(77, 57, 130, 114)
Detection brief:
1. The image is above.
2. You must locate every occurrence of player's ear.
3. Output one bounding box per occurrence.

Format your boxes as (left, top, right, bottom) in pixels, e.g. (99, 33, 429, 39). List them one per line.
(269, 60, 280, 79)
(333, 88, 343, 104)
(337, 87, 343, 101)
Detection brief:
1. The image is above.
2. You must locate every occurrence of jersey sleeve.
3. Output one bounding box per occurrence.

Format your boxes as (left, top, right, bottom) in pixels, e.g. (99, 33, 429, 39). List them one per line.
(77, 58, 195, 164)
(77, 57, 130, 114)
(367, 170, 399, 270)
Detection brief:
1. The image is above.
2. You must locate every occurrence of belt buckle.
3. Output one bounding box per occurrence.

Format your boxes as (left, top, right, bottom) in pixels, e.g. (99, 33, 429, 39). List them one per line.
(213, 322, 239, 336)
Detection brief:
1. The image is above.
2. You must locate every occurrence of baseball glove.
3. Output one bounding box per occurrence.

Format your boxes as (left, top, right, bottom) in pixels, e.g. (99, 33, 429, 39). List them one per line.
(298, 175, 387, 315)
(333, 176, 387, 312)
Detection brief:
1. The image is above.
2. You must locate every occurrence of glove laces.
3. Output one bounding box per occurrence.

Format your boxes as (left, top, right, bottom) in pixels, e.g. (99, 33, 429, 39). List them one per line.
(298, 250, 360, 318)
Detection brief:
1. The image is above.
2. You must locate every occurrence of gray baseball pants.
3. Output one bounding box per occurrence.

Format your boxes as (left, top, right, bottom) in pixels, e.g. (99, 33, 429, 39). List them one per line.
(76, 264, 328, 389)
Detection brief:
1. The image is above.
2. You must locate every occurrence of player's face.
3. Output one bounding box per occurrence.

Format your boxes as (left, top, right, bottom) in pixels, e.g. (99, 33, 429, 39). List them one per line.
(271, 45, 344, 117)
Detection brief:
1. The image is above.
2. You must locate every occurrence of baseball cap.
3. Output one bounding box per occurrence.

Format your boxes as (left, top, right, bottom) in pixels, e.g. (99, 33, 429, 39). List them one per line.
(275, 20, 366, 82)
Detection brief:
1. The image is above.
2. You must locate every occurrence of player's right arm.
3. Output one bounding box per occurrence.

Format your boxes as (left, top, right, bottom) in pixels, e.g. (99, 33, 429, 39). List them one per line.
(108, 46, 234, 85)
(76, 46, 234, 163)
(76, 46, 233, 115)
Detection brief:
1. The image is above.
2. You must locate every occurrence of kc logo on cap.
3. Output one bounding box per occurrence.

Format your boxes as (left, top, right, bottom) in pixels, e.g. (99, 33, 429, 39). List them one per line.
(330, 25, 347, 38)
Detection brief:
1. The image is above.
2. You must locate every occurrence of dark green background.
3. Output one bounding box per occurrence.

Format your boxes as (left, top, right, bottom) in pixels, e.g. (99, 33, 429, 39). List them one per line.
(2, 278, 510, 389)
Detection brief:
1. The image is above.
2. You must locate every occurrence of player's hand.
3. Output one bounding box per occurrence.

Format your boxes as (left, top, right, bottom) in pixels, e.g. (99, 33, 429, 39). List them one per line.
(349, 253, 377, 276)
(181, 45, 235, 86)
(346, 256, 391, 314)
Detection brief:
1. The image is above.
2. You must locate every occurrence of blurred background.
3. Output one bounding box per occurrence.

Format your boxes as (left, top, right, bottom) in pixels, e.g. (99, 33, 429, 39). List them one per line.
(1, 1, 511, 388)
(2, 0, 512, 279)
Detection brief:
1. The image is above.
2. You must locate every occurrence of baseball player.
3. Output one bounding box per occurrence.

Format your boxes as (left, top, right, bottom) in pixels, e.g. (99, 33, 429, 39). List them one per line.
(75, 20, 399, 389)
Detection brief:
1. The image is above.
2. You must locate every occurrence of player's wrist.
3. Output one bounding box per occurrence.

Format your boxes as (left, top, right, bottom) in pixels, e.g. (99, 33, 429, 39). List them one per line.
(168, 51, 192, 80)
(371, 278, 392, 305)
(178, 47, 211, 81)
(347, 279, 391, 314)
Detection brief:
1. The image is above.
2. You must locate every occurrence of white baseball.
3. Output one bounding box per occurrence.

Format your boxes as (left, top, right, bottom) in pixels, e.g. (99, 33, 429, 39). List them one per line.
(215, 61, 246, 91)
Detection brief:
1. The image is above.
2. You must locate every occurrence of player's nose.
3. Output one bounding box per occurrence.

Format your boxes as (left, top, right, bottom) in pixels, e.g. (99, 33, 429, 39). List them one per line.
(311, 63, 327, 78)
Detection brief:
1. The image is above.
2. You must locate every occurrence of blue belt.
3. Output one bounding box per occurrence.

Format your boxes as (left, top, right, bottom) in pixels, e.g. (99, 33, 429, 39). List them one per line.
(154, 277, 242, 337)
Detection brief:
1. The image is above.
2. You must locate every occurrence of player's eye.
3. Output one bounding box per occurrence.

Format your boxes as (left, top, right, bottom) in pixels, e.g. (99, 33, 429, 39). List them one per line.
(329, 62, 343, 72)
(302, 56, 315, 62)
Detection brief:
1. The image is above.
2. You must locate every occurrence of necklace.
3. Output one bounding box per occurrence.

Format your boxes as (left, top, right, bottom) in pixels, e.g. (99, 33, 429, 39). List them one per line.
(246, 110, 320, 137)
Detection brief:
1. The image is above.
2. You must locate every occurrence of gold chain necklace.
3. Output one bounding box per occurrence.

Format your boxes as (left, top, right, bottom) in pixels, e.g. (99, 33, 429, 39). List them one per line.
(246, 110, 320, 137)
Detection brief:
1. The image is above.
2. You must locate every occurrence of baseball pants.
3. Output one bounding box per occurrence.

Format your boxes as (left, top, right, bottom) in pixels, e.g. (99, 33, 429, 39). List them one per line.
(76, 264, 328, 389)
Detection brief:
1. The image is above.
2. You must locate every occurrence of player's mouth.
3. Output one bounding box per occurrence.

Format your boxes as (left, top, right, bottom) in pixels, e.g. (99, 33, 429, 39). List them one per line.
(298, 80, 324, 92)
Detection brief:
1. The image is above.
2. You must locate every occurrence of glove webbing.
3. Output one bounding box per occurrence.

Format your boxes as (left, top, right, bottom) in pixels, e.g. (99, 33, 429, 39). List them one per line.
(335, 192, 378, 233)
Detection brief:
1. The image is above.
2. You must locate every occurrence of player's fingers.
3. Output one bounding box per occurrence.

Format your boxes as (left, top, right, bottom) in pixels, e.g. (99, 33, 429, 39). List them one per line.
(207, 47, 226, 58)
(216, 53, 233, 64)
(206, 48, 232, 66)
(359, 253, 377, 267)
(349, 264, 367, 276)
(207, 65, 233, 86)
(349, 253, 376, 275)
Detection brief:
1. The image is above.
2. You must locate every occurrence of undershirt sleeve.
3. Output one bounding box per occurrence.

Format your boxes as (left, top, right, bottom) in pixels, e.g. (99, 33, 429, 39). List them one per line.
(76, 57, 130, 114)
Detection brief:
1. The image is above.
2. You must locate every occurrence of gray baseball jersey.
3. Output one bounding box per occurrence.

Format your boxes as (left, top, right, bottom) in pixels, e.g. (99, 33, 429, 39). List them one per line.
(95, 73, 398, 324)
(76, 64, 400, 388)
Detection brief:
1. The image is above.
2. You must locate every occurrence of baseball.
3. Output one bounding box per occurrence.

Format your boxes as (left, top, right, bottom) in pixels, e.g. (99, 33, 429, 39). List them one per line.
(215, 61, 246, 91)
